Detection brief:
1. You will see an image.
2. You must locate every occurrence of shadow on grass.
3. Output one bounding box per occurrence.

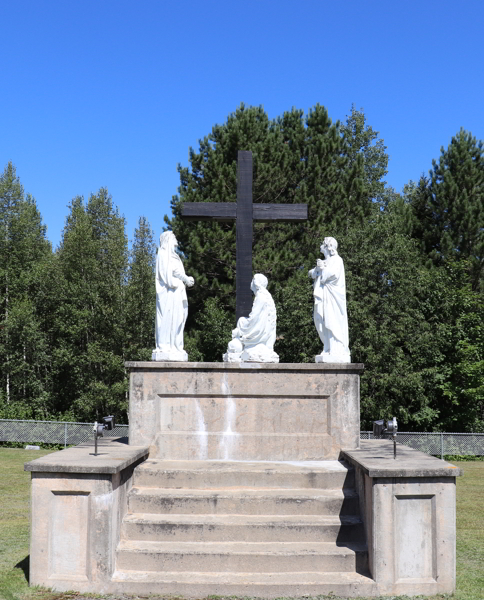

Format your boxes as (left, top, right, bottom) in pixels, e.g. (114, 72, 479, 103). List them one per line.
(15, 555, 29, 584)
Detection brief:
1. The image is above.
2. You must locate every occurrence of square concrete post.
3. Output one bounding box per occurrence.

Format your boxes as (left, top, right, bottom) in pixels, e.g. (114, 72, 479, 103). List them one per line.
(343, 440, 462, 596)
(25, 440, 149, 593)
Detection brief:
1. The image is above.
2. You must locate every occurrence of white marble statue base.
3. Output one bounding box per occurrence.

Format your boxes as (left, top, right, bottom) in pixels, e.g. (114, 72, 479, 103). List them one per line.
(223, 351, 241, 363)
(152, 348, 188, 362)
(223, 344, 279, 364)
(315, 351, 351, 364)
(242, 346, 279, 363)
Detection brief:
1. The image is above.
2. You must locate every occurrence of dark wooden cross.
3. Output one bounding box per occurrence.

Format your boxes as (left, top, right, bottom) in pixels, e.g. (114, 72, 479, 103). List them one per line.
(182, 151, 308, 321)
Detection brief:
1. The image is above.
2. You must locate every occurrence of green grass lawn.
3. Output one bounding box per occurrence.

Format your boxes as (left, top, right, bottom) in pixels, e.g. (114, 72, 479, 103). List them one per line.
(0, 448, 483, 600)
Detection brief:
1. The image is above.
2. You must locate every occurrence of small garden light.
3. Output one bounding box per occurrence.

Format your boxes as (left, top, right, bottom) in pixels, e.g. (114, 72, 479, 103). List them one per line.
(92, 415, 115, 456)
(373, 416, 398, 459)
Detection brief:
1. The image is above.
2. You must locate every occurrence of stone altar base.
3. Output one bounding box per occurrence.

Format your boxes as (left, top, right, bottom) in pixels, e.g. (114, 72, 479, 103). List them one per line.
(24, 362, 462, 597)
(127, 361, 363, 461)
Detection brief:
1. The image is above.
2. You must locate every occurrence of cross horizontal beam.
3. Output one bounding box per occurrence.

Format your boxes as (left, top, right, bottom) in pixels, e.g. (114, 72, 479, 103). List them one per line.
(180, 150, 308, 321)
(182, 202, 308, 222)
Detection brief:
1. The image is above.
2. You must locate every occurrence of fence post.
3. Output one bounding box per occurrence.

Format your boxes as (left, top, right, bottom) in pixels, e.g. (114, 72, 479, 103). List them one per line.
(441, 432, 444, 460)
(64, 423, 67, 449)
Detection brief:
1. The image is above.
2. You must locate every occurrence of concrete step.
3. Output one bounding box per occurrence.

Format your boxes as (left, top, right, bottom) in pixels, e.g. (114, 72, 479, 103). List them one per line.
(128, 486, 360, 515)
(110, 569, 377, 598)
(154, 431, 334, 461)
(134, 459, 354, 490)
(116, 540, 368, 573)
(122, 513, 365, 543)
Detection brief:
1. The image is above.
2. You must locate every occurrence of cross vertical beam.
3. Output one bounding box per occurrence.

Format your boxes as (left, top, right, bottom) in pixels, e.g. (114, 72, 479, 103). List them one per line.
(236, 151, 253, 321)
(180, 150, 308, 324)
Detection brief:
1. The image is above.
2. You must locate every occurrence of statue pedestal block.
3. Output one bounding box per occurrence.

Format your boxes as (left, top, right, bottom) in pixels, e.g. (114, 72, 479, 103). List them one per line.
(126, 362, 363, 461)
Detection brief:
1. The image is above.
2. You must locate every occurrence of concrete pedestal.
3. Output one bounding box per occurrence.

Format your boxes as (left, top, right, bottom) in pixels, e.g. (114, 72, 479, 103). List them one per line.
(126, 361, 363, 461)
(342, 440, 462, 596)
(25, 439, 149, 592)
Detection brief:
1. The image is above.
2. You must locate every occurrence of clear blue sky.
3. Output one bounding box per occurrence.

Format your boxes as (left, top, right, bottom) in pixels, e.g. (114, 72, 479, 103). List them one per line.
(2, 0, 483, 249)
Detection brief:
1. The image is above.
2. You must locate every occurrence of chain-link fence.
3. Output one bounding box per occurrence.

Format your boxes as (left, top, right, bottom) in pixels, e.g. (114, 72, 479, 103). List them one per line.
(1, 420, 483, 457)
(361, 431, 484, 459)
(0, 419, 128, 448)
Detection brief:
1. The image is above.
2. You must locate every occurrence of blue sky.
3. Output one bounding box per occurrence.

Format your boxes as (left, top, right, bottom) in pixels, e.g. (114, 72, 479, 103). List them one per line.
(2, 0, 483, 249)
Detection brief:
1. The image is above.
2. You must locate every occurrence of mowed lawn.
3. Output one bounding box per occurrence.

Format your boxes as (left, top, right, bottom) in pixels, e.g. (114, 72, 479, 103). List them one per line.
(0, 448, 483, 600)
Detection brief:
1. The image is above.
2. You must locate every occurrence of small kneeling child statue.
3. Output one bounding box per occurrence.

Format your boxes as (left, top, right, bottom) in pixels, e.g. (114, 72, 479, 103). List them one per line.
(223, 274, 279, 363)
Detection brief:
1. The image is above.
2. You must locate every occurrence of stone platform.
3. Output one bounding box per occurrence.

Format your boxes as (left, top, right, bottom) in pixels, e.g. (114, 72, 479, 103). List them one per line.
(25, 439, 461, 597)
(127, 361, 363, 461)
(24, 362, 462, 597)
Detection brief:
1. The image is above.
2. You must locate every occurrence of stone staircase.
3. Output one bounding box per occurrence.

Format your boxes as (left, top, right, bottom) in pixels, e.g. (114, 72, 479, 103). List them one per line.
(112, 459, 377, 597)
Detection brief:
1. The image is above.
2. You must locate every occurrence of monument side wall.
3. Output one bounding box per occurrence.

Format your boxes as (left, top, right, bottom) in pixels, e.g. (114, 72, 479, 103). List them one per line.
(343, 440, 461, 596)
(26, 441, 149, 593)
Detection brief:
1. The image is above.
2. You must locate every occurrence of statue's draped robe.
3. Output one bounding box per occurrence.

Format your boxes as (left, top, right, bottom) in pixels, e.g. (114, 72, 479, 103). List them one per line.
(237, 288, 277, 351)
(312, 254, 349, 353)
(155, 247, 188, 352)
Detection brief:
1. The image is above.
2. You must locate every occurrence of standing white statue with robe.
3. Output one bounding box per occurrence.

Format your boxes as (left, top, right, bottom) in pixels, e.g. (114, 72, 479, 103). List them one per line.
(223, 274, 279, 363)
(308, 237, 351, 363)
(152, 231, 194, 362)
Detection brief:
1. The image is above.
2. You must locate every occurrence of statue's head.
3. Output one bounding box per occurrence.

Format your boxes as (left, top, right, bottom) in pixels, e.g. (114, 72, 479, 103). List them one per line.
(159, 231, 178, 252)
(251, 273, 268, 293)
(321, 237, 338, 257)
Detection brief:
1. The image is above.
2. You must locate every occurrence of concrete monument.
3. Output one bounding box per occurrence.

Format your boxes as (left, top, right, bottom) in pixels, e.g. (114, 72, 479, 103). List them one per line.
(223, 273, 279, 363)
(24, 153, 461, 599)
(152, 231, 194, 361)
(309, 236, 351, 363)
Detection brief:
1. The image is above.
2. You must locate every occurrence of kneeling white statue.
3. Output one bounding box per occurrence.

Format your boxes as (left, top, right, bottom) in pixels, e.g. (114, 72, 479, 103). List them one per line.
(308, 237, 351, 363)
(223, 274, 279, 363)
(152, 231, 194, 362)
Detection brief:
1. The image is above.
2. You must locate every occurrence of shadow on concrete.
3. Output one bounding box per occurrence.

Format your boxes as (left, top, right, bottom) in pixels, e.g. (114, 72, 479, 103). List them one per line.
(113, 436, 129, 444)
(334, 465, 370, 577)
(15, 555, 29, 583)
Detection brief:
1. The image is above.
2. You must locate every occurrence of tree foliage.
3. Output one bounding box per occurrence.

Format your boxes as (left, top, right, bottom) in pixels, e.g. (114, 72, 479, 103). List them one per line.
(340, 105, 388, 208)
(125, 217, 156, 360)
(0, 162, 53, 418)
(408, 129, 484, 290)
(0, 111, 482, 433)
(165, 104, 366, 325)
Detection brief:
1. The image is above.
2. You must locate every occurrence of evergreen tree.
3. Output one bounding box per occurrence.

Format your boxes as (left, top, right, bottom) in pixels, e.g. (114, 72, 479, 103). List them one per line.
(0, 162, 53, 418)
(125, 216, 156, 360)
(165, 103, 366, 334)
(53, 190, 128, 421)
(409, 129, 484, 289)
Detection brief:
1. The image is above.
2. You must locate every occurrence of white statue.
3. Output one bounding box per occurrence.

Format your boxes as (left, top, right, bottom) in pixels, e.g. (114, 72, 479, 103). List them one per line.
(223, 274, 279, 363)
(308, 237, 351, 363)
(152, 231, 194, 362)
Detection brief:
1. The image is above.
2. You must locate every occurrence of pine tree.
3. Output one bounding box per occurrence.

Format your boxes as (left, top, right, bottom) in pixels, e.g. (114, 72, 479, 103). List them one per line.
(409, 129, 484, 290)
(165, 103, 366, 334)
